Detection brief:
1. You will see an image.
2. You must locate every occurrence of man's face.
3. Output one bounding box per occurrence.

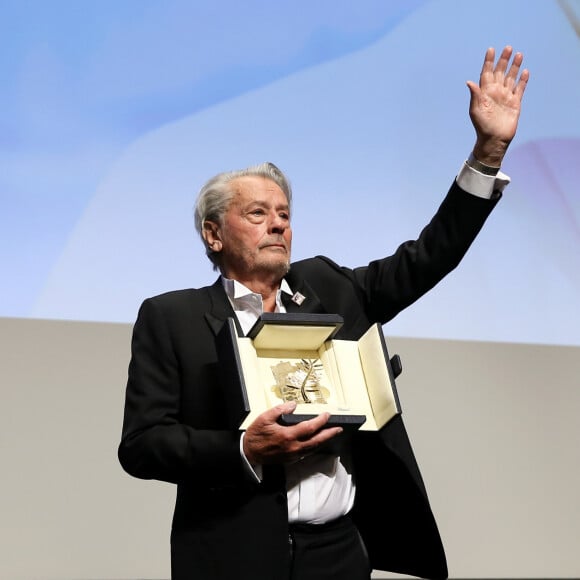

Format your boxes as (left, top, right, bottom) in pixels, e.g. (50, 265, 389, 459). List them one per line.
(206, 176, 292, 284)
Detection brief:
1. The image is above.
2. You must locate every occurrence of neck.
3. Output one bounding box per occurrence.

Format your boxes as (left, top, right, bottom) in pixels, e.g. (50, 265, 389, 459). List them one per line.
(248, 281, 280, 312)
(223, 273, 282, 313)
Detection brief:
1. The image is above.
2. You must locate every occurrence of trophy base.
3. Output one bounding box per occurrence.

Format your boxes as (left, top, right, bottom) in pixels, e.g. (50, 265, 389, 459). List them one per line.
(278, 413, 366, 430)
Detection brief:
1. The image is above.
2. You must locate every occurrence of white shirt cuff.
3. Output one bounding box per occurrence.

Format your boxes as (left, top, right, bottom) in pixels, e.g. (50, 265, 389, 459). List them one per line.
(457, 160, 511, 199)
(239, 431, 263, 482)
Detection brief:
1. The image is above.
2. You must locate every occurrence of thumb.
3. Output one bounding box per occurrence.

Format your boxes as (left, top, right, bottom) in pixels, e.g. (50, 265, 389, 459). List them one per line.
(466, 80, 480, 98)
(253, 401, 297, 428)
(262, 400, 297, 423)
(274, 400, 297, 417)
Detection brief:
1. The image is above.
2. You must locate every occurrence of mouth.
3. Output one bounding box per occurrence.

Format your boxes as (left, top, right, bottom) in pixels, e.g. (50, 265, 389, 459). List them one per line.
(261, 242, 287, 251)
(262, 245, 287, 253)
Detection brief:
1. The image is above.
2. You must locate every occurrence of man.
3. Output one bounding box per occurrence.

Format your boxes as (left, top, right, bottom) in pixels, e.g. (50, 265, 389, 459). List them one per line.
(118, 46, 529, 580)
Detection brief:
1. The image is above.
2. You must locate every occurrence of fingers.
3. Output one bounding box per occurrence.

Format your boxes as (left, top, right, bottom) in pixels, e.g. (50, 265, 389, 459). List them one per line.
(246, 406, 343, 464)
(501, 47, 529, 100)
(285, 413, 342, 461)
(514, 66, 530, 100)
(479, 46, 496, 80)
(263, 402, 339, 442)
(293, 412, 341, 441)
(503, 49, 523, 89)
(493, 45, 514, 77)
(480, 45, 511, 83)
(480, 45, 528, 93)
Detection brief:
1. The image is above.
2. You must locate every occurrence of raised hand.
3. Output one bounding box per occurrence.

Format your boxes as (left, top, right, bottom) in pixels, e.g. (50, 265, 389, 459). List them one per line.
(466, 45, 530, 166)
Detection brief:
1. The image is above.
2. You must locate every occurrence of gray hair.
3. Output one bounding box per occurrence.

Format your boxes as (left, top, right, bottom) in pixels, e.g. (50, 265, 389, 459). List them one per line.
(194, 162, 292, 270)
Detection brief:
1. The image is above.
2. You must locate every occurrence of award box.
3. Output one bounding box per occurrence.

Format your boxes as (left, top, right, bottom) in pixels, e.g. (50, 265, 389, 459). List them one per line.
(217, 312, 403, 431)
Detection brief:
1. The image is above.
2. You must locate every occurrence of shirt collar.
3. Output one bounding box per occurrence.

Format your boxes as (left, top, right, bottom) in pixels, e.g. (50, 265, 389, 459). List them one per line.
(221, 276, 293, 301)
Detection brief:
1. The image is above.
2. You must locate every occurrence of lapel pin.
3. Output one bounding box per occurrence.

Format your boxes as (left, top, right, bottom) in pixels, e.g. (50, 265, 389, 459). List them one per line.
(291, 291, 306, 306)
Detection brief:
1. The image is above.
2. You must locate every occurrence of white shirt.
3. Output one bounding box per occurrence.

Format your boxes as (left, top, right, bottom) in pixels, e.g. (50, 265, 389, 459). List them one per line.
(223, 276, 355, 523)
(225, 161, 509, 523)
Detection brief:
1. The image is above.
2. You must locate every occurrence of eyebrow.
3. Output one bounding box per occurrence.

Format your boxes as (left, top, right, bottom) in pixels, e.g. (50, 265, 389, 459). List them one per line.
(245, 199, 290, 212)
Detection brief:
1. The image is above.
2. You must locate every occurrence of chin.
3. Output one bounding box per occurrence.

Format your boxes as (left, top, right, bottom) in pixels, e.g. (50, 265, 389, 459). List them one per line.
(260, 259, 290, 278)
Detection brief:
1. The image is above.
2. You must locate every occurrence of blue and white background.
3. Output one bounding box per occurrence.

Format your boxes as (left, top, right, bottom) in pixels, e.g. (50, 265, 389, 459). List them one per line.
(3, 0, 579, 346)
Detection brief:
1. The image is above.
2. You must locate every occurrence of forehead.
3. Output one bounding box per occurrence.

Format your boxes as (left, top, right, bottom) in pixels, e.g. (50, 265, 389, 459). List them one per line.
(229, 176, 288, 205)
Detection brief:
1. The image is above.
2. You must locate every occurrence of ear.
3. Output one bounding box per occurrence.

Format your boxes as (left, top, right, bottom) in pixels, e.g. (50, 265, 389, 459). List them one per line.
(202, 220, 222, 253)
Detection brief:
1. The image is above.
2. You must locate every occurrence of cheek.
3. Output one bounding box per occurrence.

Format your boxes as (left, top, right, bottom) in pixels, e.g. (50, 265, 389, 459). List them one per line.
(224, 224, 257, 247)
(238, 231, 265, 254)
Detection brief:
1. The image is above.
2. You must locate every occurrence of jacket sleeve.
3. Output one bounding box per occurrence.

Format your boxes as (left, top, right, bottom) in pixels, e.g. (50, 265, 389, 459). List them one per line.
(353, 180, 501, 323)
(117, 296, 248, 487)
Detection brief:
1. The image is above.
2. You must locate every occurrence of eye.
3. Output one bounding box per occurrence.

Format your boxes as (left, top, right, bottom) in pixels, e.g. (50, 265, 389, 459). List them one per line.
(249, 207, 266, 218)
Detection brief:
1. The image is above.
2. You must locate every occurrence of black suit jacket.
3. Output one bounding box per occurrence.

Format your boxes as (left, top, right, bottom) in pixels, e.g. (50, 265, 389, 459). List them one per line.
(118, 181, 501, 580)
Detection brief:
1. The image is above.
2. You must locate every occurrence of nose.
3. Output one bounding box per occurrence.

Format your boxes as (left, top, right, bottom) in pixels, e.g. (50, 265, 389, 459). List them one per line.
(270, 212, 288, 234)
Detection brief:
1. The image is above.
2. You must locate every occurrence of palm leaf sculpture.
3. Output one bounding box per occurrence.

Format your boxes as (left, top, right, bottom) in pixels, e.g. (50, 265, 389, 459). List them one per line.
(270, 358, 329, 404)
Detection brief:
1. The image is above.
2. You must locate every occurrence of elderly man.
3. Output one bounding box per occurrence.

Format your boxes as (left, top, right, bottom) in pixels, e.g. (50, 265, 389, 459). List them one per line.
(119, 46, 529, 580)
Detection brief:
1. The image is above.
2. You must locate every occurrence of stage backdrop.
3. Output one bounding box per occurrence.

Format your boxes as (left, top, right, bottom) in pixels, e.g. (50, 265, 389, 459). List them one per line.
(2, 0, 579, 346)
(1, 1, 579, 579)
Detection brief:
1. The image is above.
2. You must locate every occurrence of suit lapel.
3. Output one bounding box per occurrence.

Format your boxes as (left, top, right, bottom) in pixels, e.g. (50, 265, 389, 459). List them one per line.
(204, 274, 326, 334)
(282, 279, 325, 314)
(203, 278, 242, 336)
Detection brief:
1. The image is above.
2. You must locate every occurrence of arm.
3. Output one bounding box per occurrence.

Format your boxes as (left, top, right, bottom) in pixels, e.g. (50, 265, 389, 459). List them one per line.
(118, 297, 246, 486)
(360, 47, 530, 320)
(355, 181, 502, 323)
